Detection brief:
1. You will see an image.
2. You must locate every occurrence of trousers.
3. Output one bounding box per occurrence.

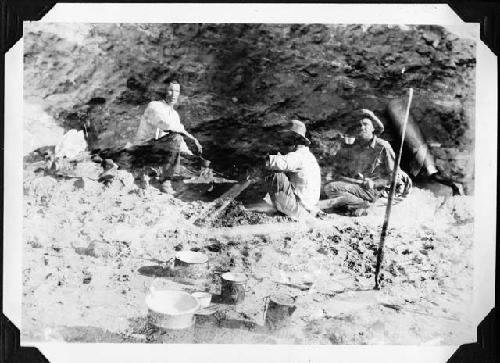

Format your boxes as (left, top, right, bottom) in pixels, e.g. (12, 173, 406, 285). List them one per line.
(266, 172, 305, 218)
(135, 132, 183, 183)
(156, 133, 182, 182)
(323, 180, 380, 210)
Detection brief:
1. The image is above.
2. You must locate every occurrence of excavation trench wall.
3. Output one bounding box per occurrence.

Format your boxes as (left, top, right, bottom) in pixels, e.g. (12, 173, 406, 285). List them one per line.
(24, 23, 476, 192)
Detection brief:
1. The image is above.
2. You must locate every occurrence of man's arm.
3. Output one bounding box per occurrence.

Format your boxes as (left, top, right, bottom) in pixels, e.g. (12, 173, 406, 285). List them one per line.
(182, 130, 203, 155)
(266, 151, 303, 172)
(382, 143, 396, 174)
(359, 143, 396, 189)
(375, 142, 405, 188)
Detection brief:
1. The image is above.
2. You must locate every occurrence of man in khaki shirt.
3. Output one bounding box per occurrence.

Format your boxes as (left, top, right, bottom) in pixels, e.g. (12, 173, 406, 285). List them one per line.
(322, 109, 411, 215)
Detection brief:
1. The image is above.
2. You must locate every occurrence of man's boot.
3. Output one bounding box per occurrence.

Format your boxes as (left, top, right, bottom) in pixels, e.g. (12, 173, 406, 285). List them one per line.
(430, 171, 463, 196)
(349, 208, 369, 217)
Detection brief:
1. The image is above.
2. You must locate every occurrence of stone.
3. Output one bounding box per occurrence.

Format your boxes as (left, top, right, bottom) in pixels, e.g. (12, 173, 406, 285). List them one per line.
(91, 154, 103, 163)
(116, 170, 136, 189)
(55, 129, 87, 159)
(73, 177, 101, 192)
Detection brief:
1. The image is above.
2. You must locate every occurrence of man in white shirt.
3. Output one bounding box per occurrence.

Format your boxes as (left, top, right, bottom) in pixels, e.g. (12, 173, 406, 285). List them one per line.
(133, 81, 202, 192)
(261, 119, 321, 220)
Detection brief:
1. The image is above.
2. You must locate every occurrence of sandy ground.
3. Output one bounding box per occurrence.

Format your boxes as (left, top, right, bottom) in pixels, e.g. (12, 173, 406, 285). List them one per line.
(21, 160, 475, 345)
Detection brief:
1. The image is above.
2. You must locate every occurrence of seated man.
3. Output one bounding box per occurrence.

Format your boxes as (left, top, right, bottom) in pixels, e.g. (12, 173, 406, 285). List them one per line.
(321, 109, 411, 215)
(133, 81, 202, 192)
(255, 119, 321, 220)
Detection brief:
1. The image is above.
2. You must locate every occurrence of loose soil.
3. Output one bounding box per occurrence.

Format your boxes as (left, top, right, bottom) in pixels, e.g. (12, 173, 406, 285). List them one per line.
(22, 160, 475, 345)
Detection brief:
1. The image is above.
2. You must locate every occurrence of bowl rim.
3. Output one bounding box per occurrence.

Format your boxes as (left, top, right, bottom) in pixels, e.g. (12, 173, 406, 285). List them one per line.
(221, 272, 247, 283)
(146, 290, 200, 315)
(191, 291, 211, 298)
(175, 250, 209, 264)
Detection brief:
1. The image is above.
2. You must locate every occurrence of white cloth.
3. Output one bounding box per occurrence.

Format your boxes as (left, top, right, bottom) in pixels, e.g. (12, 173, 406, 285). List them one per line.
(134, 101, 186, 145)
(267, 146, 321, 211)
(55, 129, 87, 159)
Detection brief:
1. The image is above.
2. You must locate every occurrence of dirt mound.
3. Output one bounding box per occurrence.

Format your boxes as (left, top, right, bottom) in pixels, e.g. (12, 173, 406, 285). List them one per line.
(210, 201, 293, 228)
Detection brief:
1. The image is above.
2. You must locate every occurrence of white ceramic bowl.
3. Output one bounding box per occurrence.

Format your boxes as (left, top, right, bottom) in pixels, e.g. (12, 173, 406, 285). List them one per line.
(146, 290, 200, 330)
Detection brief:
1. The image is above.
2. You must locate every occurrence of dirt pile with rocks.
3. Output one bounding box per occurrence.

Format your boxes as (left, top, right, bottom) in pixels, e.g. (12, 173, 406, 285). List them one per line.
(208, 201, 293, 228)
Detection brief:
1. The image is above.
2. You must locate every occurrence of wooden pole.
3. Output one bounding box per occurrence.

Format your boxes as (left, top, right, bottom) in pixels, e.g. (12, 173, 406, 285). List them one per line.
(374, 88, 413, 290)
(194, 177, 258, 226)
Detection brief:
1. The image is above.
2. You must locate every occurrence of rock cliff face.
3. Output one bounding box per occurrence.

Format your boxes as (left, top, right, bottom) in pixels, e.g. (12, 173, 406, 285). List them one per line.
(24, 23, 476, 191)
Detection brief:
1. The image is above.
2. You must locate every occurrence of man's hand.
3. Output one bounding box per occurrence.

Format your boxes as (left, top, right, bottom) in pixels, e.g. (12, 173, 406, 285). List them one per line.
(311, 207, 328, 219)
(362, 177, 375, 190)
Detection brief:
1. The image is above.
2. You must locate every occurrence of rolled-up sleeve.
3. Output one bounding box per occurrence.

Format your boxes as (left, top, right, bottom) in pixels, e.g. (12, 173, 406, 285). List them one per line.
(267, 151, 303, 172)
(382, 145, 396, 175)
(381, 144, 407, 185)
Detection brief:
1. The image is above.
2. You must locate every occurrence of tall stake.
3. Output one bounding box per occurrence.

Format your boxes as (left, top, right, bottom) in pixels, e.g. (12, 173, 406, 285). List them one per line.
(374, 88, 413, 290)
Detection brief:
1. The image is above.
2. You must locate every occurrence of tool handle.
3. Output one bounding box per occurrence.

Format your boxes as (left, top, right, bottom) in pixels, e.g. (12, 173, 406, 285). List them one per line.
(374, 88, 413, 289)
(195, 178, 256, 226)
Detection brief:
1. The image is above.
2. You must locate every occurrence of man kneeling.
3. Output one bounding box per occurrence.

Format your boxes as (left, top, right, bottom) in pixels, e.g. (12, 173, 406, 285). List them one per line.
(252, 120, 321, 220)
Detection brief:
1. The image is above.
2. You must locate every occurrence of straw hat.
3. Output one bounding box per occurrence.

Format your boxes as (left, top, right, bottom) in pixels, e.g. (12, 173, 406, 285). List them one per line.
(279, 119, 310, 145)
(355, 109, 385, 134)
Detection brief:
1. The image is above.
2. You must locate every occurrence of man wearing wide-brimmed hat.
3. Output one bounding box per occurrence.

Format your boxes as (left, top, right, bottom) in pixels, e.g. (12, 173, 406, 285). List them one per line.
(256, 119, 321, 219)
(321, 109, 411, 215)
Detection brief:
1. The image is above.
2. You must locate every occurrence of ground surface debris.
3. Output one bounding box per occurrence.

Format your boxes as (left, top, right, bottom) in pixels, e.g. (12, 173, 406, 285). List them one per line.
(22, 161, 474, 344)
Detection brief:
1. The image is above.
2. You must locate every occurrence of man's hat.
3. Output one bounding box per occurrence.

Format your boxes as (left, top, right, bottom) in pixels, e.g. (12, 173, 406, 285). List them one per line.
(354, 109, 384, 134)
(279, 119, 310, 145)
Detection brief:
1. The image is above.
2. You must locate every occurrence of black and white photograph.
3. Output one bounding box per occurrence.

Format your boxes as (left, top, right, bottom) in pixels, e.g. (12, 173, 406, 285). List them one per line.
(3, 3, 496, 360)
